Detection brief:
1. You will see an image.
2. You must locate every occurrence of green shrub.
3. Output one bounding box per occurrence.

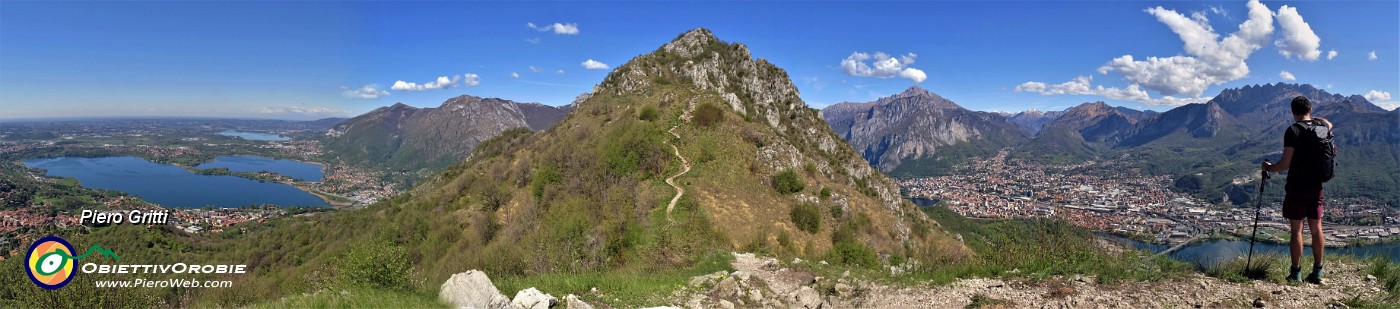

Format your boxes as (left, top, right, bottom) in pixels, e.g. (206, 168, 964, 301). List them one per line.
(531, 166, 562, 200)
(639, 105, 659, 121)
(790, 203, 821, 234)
(819, 187, 831, 199)
(336, 242, 410, 291)
(772, 169, 805, 194)
(830, 240, 878, 268)
(694, 102, 724, 127)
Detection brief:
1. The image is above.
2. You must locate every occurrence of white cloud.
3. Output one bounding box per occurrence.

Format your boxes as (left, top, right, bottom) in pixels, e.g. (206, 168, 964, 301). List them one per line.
(391, 74, 478, 91)
(1327, 49, 1338, 60)
(1014, 75, 1203, 106)
(839, 51, 927, 83)
(510, 72, 521, 78)
(1097, 0, 1274, 98)
(581, 59, 610, 70)
(528, 66, 543, 73)
(1017, 0, 1331, 107)
(1274, 5, 1322, 61)
(1365, 90, 1392, 102)
(1279, 71, 1296, 81)
(1368, 90, 1398, 110)
(1208, 5, 1229, 17)
(463, 73, 480, 86)
(340, 85, 389, 99)
(258, 106, 344, 116)
(527, 22, 578, 35)
(556, 69, 565, 75)
(524, 37, 540, 44)
(1369, 51, 1378, 60)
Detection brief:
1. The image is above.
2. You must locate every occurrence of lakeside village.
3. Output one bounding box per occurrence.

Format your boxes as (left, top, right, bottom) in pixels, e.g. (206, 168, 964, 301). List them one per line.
(900, 150, 1400, 247)
(0, 125, 411, 259)
(0, 128, 403, 206)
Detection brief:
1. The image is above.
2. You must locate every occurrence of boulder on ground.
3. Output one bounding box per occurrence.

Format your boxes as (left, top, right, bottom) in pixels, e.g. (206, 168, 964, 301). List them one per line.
(564, 294, 593, 309)
(440, 270, 510, 309)
(509, 287, 557, 309)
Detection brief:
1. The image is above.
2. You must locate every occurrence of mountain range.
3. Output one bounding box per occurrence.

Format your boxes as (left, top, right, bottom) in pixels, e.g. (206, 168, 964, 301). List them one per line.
(822, 83, 1400, 206)
(319, 96, 572, 173)
(821, 87, 1028, 177)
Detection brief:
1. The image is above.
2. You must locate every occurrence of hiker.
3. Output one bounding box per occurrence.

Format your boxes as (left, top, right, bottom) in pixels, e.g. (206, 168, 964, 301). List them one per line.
(1261, 95, 1335, 284)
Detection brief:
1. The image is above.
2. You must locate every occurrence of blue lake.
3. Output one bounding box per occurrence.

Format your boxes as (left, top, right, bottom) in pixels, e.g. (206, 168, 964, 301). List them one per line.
(217, 130, 289, 141)
(1106, 235, 1400, 266)
(23, 156, 328, 208)
(196, 155, 323, 182)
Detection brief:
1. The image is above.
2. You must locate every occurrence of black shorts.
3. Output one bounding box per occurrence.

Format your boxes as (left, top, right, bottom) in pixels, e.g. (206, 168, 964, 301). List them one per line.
(1282, 188, 1324, 220)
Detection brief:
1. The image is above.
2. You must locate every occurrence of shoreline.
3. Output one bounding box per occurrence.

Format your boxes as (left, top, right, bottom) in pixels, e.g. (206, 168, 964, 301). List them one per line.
(1101, 230, 1400, 249)
(175, 158, 351, 207)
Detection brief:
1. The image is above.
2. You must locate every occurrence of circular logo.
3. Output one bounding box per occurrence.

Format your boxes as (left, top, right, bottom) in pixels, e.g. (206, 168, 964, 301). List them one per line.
(26, 236, 76, 290)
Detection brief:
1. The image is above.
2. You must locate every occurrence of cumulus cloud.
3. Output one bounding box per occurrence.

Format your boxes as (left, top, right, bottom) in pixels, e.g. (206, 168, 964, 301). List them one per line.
(1097, 0, 1274, 98)
(463, 73, 480, 86)
(1013, 75, 1202, 106)
(1369, 51, 1378, 60)
(581, 59, 610, 70)
(510, 72, 521, 78)
(1327, 49, 1338, 60)
(527, 22, 579, 35)
(391, 74, 478, 91)
(340, 85, 389, 99)
(1368, 90, 1398, 110)
(528, 66, 543, 73)
(1274, 5, 1322, 61)
(556, 69, 565, 75)
(1016, 0, 1330, 107)
(1279, 71, 1296, 80)
(1365, 90, 1392, 102)
(839, 51, 927, 83)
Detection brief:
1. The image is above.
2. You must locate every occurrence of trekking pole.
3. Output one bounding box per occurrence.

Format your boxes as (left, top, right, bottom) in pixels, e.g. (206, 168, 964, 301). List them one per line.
(1246, 159, 1271, 273)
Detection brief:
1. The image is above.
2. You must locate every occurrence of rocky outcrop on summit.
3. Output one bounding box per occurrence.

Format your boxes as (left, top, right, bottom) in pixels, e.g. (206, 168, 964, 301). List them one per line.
(821, 86, 1027, 175)
(321, 95, 572, 172)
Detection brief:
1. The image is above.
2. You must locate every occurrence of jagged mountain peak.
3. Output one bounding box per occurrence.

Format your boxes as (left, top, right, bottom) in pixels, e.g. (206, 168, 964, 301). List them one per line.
(595, 28, 802, 129)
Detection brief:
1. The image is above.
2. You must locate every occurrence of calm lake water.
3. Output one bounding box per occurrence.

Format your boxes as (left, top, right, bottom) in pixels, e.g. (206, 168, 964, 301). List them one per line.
(1107, 235, 1400, 266)
(195, 156, 323, 182)
(217, 130, 289, 141)
(23, 156, 328, 208)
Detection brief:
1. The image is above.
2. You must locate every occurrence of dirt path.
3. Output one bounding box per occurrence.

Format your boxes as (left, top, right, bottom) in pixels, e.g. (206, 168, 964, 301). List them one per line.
(676, 252, 1390, 308)
(664, 125, 691, 221)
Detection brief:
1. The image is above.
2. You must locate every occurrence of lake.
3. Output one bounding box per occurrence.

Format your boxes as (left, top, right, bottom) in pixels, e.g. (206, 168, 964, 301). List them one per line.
(23, 156, 328, 208)
(195, 155, 323, 182)
(1104, 234, 1400, 266)
(217, 130, 289, 141)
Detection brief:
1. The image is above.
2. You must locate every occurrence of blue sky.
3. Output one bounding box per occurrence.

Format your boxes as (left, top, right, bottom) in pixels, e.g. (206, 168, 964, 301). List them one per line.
(1, 1, 1396, 120)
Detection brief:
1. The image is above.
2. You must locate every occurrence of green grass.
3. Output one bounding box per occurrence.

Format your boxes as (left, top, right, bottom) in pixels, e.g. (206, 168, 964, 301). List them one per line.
(493, 252, 733, 308)
(1367, 256, 1400, 301)
(1200, 252, 1287, 283)
(244, 287, 445, 309)
(915, 205, 1188, 284)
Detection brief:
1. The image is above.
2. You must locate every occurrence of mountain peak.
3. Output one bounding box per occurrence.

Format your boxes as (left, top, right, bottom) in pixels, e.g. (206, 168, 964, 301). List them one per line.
(659, 28, 728, 58)
(389, 102, 414, 109)
(899, 86, 932, 97)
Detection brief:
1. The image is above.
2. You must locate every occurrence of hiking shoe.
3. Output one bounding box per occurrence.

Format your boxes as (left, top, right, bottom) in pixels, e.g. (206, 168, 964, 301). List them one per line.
(1287, 266, 1303, 282)
(1305, 266, 1323, 284)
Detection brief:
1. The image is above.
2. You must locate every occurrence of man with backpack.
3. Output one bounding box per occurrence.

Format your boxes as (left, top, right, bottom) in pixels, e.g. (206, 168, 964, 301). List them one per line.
(1262, 95, 1336, 284)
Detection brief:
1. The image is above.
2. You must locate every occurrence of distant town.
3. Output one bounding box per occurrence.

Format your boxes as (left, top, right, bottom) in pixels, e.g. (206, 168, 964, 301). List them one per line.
(900, 150, 1400, 246)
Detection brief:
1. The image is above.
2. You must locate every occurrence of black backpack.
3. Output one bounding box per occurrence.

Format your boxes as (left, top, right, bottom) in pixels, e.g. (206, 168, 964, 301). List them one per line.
(1292, 119, 1336, 182)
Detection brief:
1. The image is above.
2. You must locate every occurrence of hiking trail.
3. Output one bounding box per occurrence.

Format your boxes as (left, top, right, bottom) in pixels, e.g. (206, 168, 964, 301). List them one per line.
(664, 125, 691, 221)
